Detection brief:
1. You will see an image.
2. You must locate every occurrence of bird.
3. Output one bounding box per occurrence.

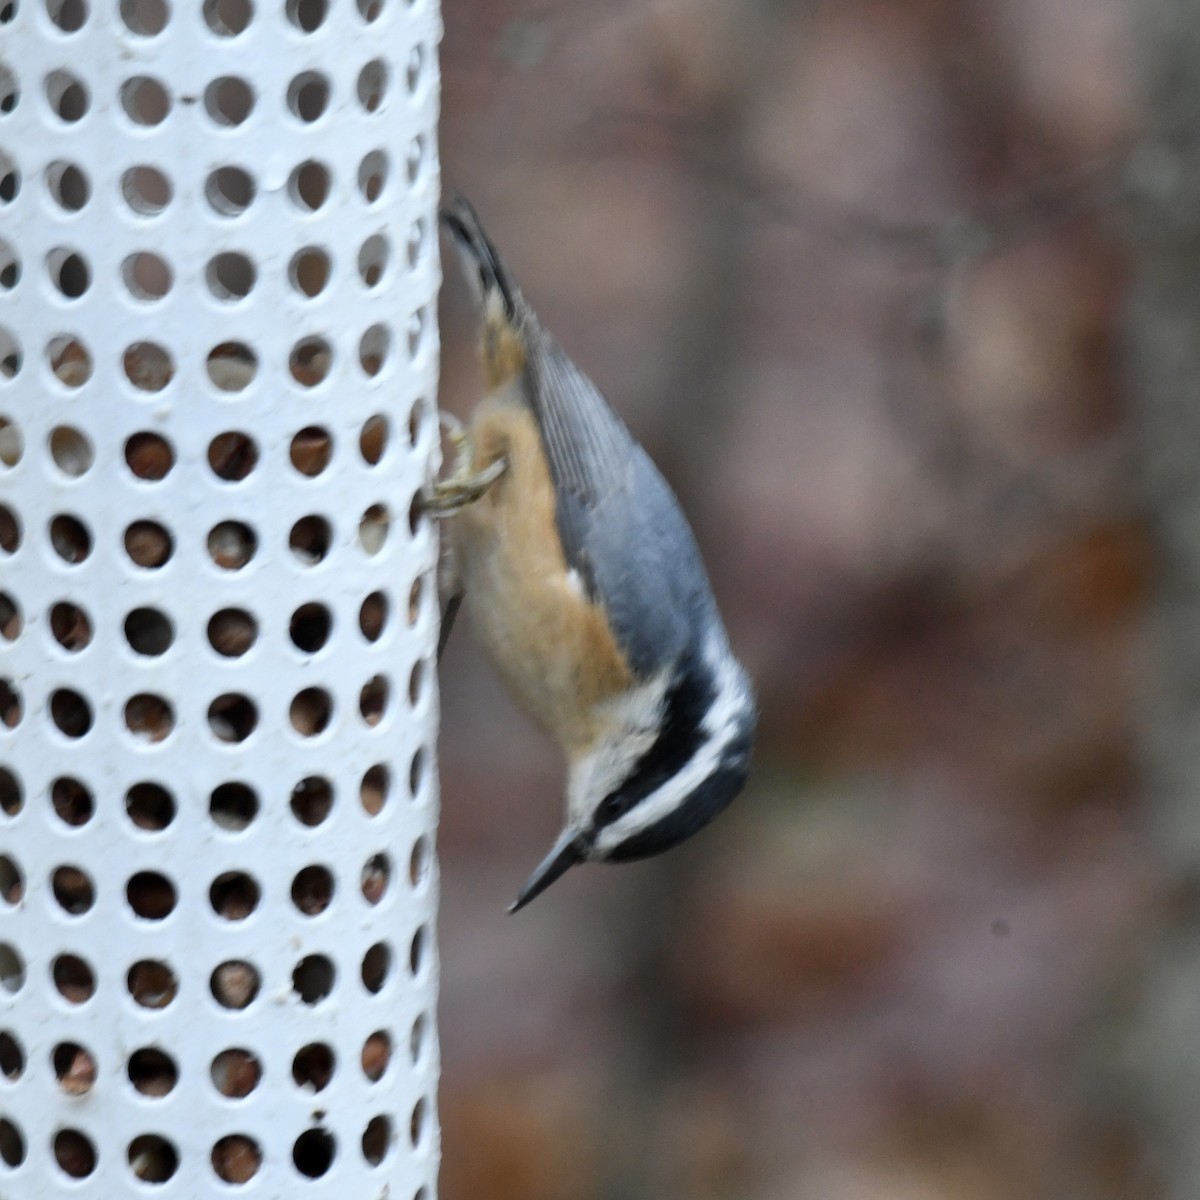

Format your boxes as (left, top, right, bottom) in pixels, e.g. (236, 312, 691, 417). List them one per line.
(428, 194, 755, 912)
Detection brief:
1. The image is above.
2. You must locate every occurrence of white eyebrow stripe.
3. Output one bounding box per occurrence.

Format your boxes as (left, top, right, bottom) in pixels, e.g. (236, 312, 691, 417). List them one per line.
(597, 638, 751, 849)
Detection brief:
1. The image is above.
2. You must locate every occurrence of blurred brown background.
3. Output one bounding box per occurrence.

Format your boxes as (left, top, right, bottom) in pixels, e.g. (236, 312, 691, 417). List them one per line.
(433, 1, 1200, 1197)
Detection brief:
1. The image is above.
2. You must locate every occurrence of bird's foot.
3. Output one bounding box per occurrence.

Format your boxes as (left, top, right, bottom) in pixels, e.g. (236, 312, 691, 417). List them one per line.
(421, 412, 506, 516)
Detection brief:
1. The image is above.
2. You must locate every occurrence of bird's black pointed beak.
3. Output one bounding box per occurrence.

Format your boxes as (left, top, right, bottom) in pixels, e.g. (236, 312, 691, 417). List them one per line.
(509, 830, 586, 913)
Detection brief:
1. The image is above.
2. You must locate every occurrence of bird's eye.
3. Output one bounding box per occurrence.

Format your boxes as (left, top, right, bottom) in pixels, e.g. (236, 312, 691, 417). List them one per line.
(597, 792, 630, 824)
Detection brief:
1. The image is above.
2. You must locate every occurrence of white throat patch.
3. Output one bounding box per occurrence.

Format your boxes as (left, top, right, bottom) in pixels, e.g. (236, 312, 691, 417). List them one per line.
(565, 668, 672, 830)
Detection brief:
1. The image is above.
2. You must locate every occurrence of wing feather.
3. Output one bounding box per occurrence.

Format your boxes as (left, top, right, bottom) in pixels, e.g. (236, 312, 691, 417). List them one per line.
(440, 195, 720, 678)
(523, 332, 714, 676)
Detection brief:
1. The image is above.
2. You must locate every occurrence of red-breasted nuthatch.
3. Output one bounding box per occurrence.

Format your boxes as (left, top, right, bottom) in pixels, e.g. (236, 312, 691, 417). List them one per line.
(429, 195, 755, 912)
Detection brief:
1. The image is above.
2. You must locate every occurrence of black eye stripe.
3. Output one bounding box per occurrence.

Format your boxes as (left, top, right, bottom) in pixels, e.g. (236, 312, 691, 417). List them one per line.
(597, 792, 631, 823)
(591, 655, 714, 830)
(605, 752, 751, 862)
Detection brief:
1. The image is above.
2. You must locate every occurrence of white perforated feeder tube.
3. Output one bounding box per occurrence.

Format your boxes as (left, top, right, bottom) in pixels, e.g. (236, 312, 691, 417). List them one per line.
(0, 0, 442, 1192)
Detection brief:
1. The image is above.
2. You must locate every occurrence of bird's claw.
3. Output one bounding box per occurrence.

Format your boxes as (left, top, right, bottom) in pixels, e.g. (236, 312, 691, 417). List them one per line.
(421, 413, 506, 516)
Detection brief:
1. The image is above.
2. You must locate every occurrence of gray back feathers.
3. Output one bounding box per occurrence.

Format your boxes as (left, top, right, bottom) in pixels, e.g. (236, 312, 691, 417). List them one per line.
(441, 196, 721, 679)
(523, 332, 717, 678)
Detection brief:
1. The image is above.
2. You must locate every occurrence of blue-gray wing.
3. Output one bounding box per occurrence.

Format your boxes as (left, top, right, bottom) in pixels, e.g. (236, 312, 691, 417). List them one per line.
(524, 332, 717, 677)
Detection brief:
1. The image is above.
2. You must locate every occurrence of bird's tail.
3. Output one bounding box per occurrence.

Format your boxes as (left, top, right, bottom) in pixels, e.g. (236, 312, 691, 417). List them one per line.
(440, 193, 528, 387)
(440, 194, 522, 321)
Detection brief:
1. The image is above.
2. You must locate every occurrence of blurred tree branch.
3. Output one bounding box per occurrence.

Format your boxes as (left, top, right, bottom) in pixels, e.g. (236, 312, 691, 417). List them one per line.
(579, 60, 1138, 596)
(1127, 0, 1200, 1194)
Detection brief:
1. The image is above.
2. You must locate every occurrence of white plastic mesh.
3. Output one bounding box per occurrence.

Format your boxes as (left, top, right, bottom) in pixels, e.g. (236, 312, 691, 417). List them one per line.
(0, 0, 442, 1192)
